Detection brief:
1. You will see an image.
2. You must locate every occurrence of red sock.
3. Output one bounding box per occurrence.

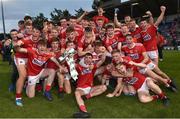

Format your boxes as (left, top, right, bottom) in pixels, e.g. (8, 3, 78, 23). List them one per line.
(86, 93, 91, 99)
(16, 93, 22, 99)
(158, 92, 166, 99)
(45, 85, 51, 91)
(152, 95, 159, 101)
(59, 87, 63, 92)
(79, 105, 87, 112)
(167, 80, 171, 84)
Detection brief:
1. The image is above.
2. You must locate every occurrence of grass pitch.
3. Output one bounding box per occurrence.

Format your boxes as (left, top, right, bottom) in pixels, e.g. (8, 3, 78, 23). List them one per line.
(0, 51, 180, 118)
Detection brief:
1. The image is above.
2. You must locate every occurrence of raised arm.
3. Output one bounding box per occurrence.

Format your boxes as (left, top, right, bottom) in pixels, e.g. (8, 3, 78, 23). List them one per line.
(15, 47, 28, 53)
(76, 11, 88, 23)
(154, 6, 166, 27)
(114, 13, 121, 28)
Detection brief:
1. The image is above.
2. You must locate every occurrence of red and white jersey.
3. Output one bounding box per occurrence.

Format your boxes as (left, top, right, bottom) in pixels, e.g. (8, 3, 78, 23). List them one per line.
(123, 71, 145, 90)
(93, 15, 109, 26)
(103, 35, 123, 50)
(130, 27, 142, 43)
(15, 39, 38, 58)
(122, 43, 150, 64)
(76, 64, 97, 88)
(27, 48, 53, 76)
(140, 25, 158, 51)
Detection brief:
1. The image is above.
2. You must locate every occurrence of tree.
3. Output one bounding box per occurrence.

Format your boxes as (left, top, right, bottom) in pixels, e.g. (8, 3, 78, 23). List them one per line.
(32, 13, 48, 30)
(75, 8, 85, 18)
(50, 8, 71, 25)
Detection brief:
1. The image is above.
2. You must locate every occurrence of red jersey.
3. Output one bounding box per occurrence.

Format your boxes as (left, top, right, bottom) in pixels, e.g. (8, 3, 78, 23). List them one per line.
(93, 15, 109, 26)
(27, 48, 53, 76)
(103, 35, 123, 50)
(122, 43, 150, 64)
(130, 27, 142, 43)
(123, 71, 145, 90)
(140, 25, 158, 51)
(76, 64, 97, 88)
(15, 39, 37, 58)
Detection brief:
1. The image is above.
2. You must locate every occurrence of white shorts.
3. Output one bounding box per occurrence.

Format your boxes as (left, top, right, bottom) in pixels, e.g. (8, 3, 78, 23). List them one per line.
(147, 50, 158, 60)
(137, 78, 150, 93)
(14, 56, 27, 65)
(77, 87, 92, 95)
(139, 62, 156, 74)
(28, 69, 45, 85)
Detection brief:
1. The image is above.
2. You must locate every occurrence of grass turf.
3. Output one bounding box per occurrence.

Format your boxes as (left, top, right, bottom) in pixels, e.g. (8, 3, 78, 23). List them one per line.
(0, 51, 180, 118)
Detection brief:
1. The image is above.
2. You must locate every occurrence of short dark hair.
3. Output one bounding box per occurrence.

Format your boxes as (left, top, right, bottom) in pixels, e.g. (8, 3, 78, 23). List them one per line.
(18, 20, 24, 25)
(10, 29, 18, 33)
(112, 50, 120, 55)
(85, 53, 93, 57)
(84, 26, 92, 33)
(37, 39, 47, 46)
(51, 37, 60, 43)
(24, 15, 32, 21)
(105, 23, 115, 30)
(66, 26, 75, 33)
(66, 40, 74, 45)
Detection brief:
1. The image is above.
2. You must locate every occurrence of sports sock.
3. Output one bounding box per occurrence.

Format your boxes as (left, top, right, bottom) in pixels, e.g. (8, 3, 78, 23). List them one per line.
(152, 95, 159, 101)
(16, 93, 22, 100)
(59, 87, 63, 92)
(79, 105, 87, 112)
(45, 85, 51, 92)
(158, 92, 167, 99)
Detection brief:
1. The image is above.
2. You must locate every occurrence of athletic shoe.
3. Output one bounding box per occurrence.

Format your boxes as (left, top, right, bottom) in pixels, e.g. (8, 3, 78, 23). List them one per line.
(44, 91, 53, 101)
(58, 91, 64, 98)
(169, 79, 178, 92)
(162, 97, 170, 107)
(15, 99, 23, 107)
(73, 111, 91, 118)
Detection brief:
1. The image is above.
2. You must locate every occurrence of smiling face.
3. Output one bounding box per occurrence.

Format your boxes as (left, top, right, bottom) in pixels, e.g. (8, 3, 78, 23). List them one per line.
(37, 43, 47, 54)
(112, 52, 121, 64)
(116, 64, 127, 74)
(10, 31, 18, 41)
(84, 54, 93, 65)
(126, 35, 134, 46)
(140, 20, 148, 30)
(106, 27, 114, 38)
(32, 28, 41, 42)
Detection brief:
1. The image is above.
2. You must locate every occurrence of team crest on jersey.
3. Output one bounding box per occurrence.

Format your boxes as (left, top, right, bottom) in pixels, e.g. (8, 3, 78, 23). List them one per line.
(143, 34, 151, 41)
(32, 58, 46, 66)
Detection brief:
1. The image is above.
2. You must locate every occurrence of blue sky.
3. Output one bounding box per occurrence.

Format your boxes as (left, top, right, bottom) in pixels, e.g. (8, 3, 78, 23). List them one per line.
(0, 0, 93, 33)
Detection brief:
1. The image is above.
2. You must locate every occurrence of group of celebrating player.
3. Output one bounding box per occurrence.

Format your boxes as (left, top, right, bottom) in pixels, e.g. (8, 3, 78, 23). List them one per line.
(8, 5, 177, 117)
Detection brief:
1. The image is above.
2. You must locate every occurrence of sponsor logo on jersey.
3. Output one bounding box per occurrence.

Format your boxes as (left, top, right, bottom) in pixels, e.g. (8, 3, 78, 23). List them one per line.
(32, 58, 46, 66)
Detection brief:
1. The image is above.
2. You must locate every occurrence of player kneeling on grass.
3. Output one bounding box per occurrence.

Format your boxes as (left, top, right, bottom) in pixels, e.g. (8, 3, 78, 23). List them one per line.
(73, 53, 107, 118)
(16, 40, 61, 102)
(113, 63, 170, 106)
